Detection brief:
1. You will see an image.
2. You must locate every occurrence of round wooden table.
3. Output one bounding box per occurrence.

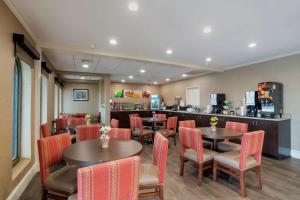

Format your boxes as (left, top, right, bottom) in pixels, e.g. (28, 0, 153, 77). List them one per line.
(195, 127, 243, 150)
(142, 117, 167, 143)
(63, 139, 143, 166)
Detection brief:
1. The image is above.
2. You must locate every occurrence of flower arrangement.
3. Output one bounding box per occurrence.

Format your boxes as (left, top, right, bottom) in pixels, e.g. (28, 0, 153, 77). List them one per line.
(100, 125, 111, 148)
(85, 114, 92, 125)
(210, 116, 218, 131)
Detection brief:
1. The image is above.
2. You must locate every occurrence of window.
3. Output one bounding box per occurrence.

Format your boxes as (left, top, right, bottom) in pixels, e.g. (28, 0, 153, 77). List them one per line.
(186, 87, 201, 106)
(59, 87, 62, 114)
(12, 58, 32, 164)
(54, 84, 59, 118)
(41, 74, 48, 124)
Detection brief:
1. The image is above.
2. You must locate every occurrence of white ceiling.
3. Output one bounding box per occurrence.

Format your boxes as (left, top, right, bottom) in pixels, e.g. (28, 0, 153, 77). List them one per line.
(62, 74, 102, 81)
(8, 0, 300, 82)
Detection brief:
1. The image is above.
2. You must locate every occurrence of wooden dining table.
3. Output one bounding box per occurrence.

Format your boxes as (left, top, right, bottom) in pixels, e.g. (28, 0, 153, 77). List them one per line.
(63, 138, 143, 166)
(142, 117, 167, 131)
(195, 127, 243, 150)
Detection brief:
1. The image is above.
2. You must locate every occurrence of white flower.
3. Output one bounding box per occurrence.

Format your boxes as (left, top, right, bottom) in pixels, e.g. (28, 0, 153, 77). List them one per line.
(100, 125, 111, 139)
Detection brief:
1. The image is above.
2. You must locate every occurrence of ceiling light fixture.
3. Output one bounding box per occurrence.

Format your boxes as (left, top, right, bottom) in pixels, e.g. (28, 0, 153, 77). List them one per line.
(248, 42, 257, 48)
(129, 75, 134, 79)
(128, 2, 139, 11)
(121, 79, 125, 83)
(182, 74, 187, 77)
(165, 78, 170, 81)
(153, 82, 158, 85)
(82, 64, 89, 68)
(203, 26, 212, 34)
(206, 57, 212, 62)
(81, 77, 85, 80)
(140, 69, 146, 73)
(109, 38, 118, 45)
(166, 49, 173, 55)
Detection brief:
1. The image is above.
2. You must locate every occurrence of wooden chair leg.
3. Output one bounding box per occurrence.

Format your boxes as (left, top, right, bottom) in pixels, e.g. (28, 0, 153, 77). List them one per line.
(159, 185, 164, 200)
(173, 135, 176, 146)
(140, 135, 144, 144)
(198, 163, 203, 186)
(240, 172, 246, 197)
(180, 157, 184, 176)
(255, 166, 262, 189)
(213, 161, 218, 182)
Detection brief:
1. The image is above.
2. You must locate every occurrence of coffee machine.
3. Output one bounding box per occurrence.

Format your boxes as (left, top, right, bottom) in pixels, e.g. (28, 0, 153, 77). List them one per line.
(210, 94, 225, 114)
(258, 82, 283, 118)
(245, 91, 260, 117)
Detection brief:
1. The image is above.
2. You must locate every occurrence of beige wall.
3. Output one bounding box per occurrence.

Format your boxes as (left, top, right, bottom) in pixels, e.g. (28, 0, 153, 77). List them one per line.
(0, 1, 38, 199)
(111, 82, 160, 104)
(63, 82, 99, 115)
(160, 54, 300, 152)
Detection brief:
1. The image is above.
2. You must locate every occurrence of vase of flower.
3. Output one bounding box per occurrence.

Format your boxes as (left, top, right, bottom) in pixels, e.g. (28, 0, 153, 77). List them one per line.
(210, 116, 218, 132)
(100, 125, 111, 148)
(85, 114, 92, 125)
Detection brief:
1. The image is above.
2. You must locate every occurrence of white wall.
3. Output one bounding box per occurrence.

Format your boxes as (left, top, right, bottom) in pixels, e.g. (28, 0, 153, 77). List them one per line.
(63, 82, 99, 115)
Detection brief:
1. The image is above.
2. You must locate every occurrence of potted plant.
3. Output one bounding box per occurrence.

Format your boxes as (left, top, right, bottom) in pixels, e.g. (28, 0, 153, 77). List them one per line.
(100, 125, 111, 148)
(210, 115, 219, 131)
(85, 113, 92, 125)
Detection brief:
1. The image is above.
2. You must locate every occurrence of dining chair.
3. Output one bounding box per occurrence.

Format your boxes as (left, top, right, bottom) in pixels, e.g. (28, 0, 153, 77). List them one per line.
(76, 124, 101, 142)
(110, 118, 119, 128)
(69, 156, 140, 200)
(68, 117, 86, 127)
(40, 123, 52, 138)
(56, 118, 68, 134)
(131, 116, 154, 143)
(108, 128, 131, 140)
(217, 121, 248, 152)
(179, 120, 213, 150)
(179, 127, 217, 185)
(213, 130, 265, 197)
(75, 113, 86, 118)
(139, 132, 169, 200)
(37, 132, 78, 200)
(153, 113, 167, 130)
(129, 113, 139, 130)
(159, 116, 178, 145)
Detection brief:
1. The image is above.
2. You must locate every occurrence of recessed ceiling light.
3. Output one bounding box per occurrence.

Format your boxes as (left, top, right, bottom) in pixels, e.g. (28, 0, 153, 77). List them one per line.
(203, 26, 212, 34)
(153, 82, 158, 85)
(109, 38, 118, 45)
(121, 79, 125, 83)
(128, 75, 134, 79)
(165, 78, 170, 81)
(248, 42, 257, 48)
(140, 69, 146, 73)
(182, 74, 187, 77)
(82, 64, 89, 68)
(206, 57, 212, 62)
(81, 77, 85, 80)
(128, 2, 139, 11)
(166, 49, 173, 55)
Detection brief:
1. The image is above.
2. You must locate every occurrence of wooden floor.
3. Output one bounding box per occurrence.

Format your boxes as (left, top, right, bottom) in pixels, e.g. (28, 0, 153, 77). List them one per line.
(20, 142, 300, 200)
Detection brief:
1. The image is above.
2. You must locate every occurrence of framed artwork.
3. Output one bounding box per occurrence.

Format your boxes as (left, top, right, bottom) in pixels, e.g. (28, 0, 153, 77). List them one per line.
(114, 88, 124, 98)
(73, 89, 89, 101)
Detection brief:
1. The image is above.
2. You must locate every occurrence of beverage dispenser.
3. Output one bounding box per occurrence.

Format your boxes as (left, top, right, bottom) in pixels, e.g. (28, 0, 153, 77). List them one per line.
(245, 91, 260, 117)
(210, 93, 225, 114)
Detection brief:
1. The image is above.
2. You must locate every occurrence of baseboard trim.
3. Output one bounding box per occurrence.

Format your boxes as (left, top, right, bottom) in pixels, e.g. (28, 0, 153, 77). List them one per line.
(291, 149, 300, 159)
(6, 162, 39, 200)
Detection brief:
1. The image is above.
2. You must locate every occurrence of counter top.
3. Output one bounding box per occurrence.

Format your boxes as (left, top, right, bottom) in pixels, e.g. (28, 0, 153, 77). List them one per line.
(111, 110, 152, 112)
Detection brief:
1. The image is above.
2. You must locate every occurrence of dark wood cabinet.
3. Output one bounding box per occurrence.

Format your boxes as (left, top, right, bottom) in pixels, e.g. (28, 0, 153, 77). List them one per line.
(111, 110, 152, 128)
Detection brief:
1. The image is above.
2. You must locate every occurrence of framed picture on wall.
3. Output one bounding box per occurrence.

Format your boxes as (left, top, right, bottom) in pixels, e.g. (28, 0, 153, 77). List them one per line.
(73, 89, 89, 101)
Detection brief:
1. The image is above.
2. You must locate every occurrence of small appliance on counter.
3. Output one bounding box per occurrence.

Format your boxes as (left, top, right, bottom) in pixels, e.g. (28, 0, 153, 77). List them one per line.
(245, 91, 261, 117)
(258, 82, 283, 118)
(174, 96, 182, 111)
(151, 94, 162, 110)
(210, 93, 225, 114)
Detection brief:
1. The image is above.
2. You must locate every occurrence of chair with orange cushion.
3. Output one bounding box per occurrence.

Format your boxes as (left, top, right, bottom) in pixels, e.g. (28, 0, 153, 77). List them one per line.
(75, 113, 86, 118)
(69, 156, 140, 200)
(68, 117, 86, 127)
(131, 116, 154, 143)
(37, 133, 78, 199)
(40, 123, 52, 138)
(159, 116, 178, 145)
(76, 125, 101, 142)
(108, 128, 131, 140)
(179, 120, 213, 150)
(56, 118, 68, 134)
(139, 132, 169, 200)
(213, 130, 265, 197)
(110, 118, 119, 128)
(217, 121, 248, 152)
(129, 113, 139, 129)
(179, 127, 217, 185)
(153, 113, 167, 130)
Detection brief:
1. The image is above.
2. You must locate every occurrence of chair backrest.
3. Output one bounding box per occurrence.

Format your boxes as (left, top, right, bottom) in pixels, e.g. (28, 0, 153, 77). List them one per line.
(131, 116, 144, 135)
(40, 123, 51, 138)
(76, 125, 101, 142)
(166, 116, 178, 131)
(110, 118, 119, 128)
(108, 128, 131, 140)
(77, 156, 140, 200)
(179, 127, 204, 163)
(37, 133, 71, 184)
(152, 132, 169, 184)
(179, 120, 196, 128)
(129, 113, 139, 130)
(56, 118, 68, 134)
(153, 113, 167, 128)
(76, 113, 86, 118)
(68, 117, 86, 126)
(226, 121, 248, 133)
(239, 130, 265, 171)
